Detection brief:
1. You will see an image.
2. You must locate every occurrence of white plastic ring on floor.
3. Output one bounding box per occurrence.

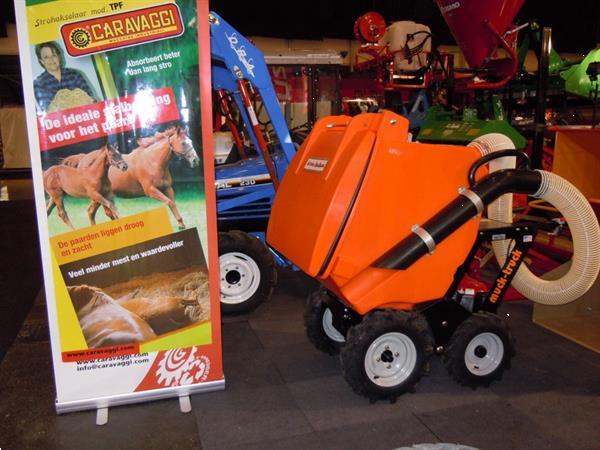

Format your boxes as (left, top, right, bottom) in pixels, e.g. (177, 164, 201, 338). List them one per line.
(322, 308, 345, 343)
(364, 332, 417, 387)
(464, 332, 504, 376)
(219, 252, 261, 304)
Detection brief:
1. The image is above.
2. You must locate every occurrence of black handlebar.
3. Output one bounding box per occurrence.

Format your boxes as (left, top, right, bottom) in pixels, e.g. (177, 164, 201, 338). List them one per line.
(468, 149, 531, 188)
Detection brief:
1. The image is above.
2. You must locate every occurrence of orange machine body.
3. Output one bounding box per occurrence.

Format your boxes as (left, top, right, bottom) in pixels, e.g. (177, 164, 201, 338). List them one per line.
(267, 111, 485, 315)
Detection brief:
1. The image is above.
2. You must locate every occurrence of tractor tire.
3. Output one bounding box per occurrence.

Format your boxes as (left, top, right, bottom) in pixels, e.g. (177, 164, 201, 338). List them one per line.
(218, 230, 277, 315)
(444, 312, 515, 388)
(340, 309, 434, 402)
(304, 289, 346, 355)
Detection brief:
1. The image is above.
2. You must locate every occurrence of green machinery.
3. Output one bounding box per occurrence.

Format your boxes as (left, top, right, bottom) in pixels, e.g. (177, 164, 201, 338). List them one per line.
(417, 100, 527, 149)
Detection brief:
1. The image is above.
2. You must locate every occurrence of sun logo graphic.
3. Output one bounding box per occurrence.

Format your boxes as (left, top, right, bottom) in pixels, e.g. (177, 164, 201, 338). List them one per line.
(69, 28, 91, 49)
(155, 347, 211, 387)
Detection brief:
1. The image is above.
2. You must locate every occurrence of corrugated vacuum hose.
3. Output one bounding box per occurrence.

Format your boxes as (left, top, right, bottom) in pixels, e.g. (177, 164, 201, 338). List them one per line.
(468, 134, 600, 305)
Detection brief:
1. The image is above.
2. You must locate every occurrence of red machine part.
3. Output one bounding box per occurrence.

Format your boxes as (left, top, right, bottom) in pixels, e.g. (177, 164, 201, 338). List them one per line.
(436, 0, 524, 68)
(352, 13, 437, 97)
(436, 0, 524, 89)
(350, 1, 525, 95)
(353, 12, 387, 44)
(456, 274, 489, 295)
(236, 79, 280, 189)
(215, 89, 247, 159)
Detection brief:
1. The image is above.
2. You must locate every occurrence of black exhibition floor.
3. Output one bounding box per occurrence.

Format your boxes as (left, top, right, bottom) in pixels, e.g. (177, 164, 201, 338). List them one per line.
(1, 200, 599, 450)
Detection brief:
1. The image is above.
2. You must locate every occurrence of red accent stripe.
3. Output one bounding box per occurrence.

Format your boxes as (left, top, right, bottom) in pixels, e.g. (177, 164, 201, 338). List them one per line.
(198, 0, 223, 378)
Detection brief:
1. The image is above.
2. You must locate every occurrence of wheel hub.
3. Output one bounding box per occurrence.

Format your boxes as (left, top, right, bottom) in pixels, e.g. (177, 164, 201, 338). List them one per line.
(381, 349, 394, 363)
(225, 270, 241, 285)
(464, 332, 504, 376)
(474, 345, 487, 358)
(364, 332, 417, 387)
(219, 252, 261, 305)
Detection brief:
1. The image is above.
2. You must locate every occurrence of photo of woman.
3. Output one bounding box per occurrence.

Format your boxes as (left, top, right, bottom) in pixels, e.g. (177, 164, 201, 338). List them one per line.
(33, 41, 100, 112)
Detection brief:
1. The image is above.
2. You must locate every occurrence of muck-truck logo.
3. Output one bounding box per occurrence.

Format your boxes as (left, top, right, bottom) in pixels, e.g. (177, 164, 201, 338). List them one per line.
(61, 3, 184, 57)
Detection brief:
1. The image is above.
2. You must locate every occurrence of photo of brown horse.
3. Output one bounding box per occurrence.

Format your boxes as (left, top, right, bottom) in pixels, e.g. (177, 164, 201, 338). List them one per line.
(61, 126, 200, 229)
(44, 144, 128, 230)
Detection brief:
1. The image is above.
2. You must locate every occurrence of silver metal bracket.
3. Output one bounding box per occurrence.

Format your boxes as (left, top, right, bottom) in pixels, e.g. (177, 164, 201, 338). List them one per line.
(459, 186, 484, 216)
(411, 224, 436, 254)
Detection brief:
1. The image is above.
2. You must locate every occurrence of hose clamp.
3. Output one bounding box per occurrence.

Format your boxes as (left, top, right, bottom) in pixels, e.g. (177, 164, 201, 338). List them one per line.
(459, 187, 484, 215)
(411, 224, 436, 254)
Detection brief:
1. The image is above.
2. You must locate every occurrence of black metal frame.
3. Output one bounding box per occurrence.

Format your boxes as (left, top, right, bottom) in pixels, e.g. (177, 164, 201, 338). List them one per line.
(321, 290, 362, 338)
(420, 218, 557, 346)
(445, 220, 544, 311)
(273, 64, 342, 130)
(532, 27, 552, 169)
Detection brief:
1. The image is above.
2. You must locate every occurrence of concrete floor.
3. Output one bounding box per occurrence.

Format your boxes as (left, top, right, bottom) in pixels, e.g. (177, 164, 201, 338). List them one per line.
(1, 200, 599, 449)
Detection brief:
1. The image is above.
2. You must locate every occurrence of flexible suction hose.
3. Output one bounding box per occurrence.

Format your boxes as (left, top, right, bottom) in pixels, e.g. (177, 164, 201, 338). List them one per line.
(468, 133, 600, 305)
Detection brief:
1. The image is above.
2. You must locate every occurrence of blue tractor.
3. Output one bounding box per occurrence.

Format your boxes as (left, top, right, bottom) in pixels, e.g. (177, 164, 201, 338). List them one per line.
(209, 12, 297, 314)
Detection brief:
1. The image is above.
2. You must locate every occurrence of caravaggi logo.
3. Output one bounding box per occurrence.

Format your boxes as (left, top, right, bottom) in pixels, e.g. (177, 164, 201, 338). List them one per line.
(61, 3, 184, 57)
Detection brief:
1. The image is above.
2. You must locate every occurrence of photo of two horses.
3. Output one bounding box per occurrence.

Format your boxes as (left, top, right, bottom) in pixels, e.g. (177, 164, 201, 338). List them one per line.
(42, 125, 202, 234)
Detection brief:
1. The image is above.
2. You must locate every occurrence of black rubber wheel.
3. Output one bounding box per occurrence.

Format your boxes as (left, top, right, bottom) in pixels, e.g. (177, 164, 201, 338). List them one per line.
(340, 309, 434, 402)
(304, 289, 346, 355)
(444, 312, 515, 388)
(218, 230, 277, 315)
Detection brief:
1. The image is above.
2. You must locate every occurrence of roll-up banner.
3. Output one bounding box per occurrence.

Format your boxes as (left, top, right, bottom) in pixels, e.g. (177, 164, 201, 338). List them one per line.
(14, 0, 224, 414)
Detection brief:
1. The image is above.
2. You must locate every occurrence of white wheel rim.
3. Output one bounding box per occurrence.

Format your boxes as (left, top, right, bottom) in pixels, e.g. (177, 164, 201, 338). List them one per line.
(364, 332, 417, 387)
(219, 252, 261, 304)
(464, 332, 504, 376)
(322, 308, 345, 343)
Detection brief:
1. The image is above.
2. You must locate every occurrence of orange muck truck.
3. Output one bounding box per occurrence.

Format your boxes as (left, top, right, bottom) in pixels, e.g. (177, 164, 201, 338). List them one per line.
(267, 110, 600, 401)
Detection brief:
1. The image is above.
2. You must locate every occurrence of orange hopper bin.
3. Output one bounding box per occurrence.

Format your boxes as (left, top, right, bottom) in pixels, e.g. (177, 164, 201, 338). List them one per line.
(267, 111, 485, 315)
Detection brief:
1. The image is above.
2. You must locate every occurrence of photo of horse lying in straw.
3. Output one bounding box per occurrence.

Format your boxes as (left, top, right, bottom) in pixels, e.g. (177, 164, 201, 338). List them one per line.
(67, 267, 209, 348)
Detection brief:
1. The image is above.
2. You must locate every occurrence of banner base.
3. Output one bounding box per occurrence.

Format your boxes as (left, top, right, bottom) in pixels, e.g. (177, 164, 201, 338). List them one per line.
(56, 378, 225, 415)
(179, 394, 192, 413)
(96, 407, 109, 426)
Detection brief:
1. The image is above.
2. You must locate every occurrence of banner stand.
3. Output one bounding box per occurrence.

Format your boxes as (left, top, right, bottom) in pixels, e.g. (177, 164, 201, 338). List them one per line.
(15, 0, 224, 418)
(56, 378, 224, 415)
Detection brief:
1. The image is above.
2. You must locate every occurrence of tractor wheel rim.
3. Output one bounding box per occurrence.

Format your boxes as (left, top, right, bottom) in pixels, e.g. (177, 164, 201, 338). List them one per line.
(464, 332, 504, 376)
(322, 308, 345, 343)
(219, 252, 261, 304)
(364, 332, 417, 387)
